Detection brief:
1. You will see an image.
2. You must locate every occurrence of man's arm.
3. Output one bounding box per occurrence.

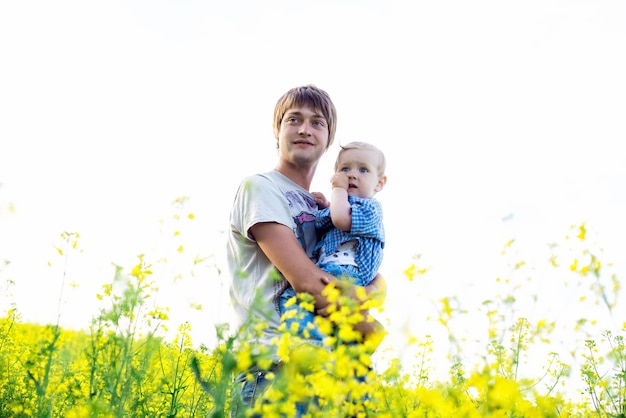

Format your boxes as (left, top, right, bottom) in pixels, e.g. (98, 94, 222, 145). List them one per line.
(250, 221, 332, 310)
(251, 221, 388, 335)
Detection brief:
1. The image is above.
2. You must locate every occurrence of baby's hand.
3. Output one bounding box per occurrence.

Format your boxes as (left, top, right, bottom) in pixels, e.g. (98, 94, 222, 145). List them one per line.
(330, 173, 350, 190)
(312, 191, 330, 209)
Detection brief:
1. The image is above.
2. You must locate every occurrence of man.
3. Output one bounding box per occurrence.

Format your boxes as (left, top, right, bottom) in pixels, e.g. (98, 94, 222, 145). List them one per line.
(226, 85, 385, 415)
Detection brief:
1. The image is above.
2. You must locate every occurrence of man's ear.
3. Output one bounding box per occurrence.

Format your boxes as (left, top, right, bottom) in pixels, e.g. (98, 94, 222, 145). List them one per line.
(375, 175, 387, 192)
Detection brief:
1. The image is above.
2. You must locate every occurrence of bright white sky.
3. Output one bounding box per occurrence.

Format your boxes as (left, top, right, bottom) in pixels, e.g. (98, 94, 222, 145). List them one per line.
(1, 0, 625, 388)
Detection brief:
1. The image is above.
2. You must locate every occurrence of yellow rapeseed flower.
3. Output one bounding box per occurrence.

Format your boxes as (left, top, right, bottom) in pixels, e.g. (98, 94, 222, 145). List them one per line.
(235, 347, 252, 372)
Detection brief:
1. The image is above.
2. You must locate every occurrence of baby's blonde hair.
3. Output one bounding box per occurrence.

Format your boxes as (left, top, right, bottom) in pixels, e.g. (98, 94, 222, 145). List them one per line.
(335, 141, 386, 176)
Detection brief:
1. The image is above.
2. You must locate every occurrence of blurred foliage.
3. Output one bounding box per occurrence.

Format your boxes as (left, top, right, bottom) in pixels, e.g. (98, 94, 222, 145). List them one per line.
(1, 194, 624, 417)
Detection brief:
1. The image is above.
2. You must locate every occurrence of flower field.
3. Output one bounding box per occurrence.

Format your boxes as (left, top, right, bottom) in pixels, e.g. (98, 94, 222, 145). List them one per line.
(0, 201, 624, 417)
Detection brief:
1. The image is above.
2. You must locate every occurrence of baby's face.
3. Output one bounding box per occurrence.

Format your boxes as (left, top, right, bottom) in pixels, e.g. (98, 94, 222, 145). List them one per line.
(335, 149, 385, 199)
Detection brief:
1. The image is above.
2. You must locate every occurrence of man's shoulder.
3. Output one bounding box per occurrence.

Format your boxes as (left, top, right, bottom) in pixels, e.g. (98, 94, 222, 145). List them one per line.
(250, 170, 291, 186)
(238, 171, 279, 189)
(245, 170, 275, 182)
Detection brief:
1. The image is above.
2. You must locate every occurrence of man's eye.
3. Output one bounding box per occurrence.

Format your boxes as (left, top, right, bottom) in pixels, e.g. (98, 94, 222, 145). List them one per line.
(312, 120, 325, 127)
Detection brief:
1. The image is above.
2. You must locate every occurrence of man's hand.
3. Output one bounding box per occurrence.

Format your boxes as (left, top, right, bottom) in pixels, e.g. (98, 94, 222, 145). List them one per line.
(354, 315, 386, 353)
(316, 275, 387, 351)
(315, 275, 381, 312)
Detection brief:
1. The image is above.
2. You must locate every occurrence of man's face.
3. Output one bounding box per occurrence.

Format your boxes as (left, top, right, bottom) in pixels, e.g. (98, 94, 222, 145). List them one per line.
(277, 106, 329, 167)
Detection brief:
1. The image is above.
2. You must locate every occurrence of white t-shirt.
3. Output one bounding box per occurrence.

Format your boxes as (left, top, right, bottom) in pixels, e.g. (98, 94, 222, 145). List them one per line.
(226, 170, 318, 357)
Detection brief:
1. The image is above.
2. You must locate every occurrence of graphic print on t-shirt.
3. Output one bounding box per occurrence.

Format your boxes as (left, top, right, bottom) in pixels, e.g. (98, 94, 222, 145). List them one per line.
(284, 190, 318, 261)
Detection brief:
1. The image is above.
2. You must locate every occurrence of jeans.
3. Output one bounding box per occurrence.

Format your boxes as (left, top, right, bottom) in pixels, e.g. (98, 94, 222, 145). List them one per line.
(230, 364, 311, 417)
(231, 362, 375, 418)
(230, 367, 273, 418)
(279, 287, 327, 342)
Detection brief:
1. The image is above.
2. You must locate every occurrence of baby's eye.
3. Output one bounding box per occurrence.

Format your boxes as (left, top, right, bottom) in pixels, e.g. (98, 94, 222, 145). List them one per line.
(341, 167, 350, 173)
(359, 167, 369, 173)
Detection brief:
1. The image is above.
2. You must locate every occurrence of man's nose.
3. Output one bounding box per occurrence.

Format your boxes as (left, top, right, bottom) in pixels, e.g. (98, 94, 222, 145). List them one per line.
(298, 121, 311, 135)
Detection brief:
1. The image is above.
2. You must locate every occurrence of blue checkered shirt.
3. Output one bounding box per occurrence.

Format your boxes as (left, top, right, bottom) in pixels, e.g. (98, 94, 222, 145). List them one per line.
(315, 195, 384, 286)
